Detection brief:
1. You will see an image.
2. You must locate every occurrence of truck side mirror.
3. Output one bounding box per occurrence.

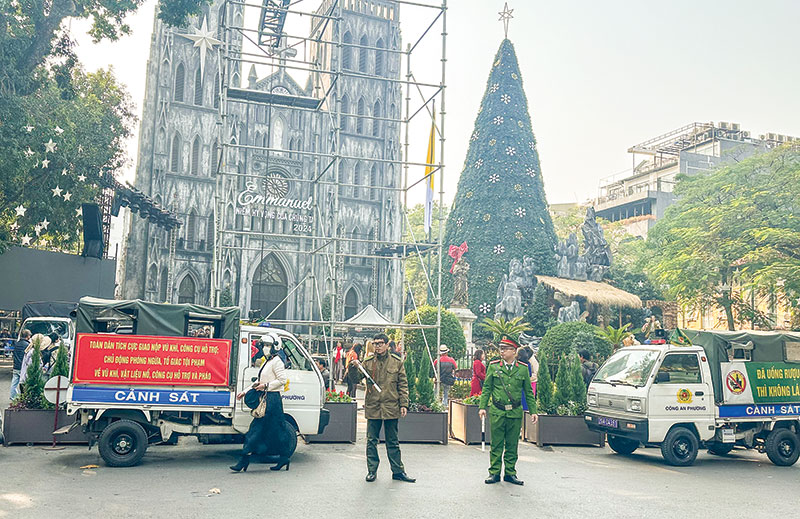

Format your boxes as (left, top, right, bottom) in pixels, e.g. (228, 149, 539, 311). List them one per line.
(655, 371, 670, 383)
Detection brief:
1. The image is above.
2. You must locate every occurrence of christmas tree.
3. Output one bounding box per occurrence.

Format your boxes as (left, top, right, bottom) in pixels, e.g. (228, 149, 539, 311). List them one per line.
(443, 39, 557, 319)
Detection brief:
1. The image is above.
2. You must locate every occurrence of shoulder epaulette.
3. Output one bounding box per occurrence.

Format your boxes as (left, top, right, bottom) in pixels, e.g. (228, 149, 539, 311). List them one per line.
(363, 354, 374, 361)
(489, 359, 501, 365)
(516, 361, 527, 367)
(390, 353, 403, 361)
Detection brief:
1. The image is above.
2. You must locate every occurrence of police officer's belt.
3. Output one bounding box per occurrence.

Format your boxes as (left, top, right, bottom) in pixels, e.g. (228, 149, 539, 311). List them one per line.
(493, 400, 520, 411)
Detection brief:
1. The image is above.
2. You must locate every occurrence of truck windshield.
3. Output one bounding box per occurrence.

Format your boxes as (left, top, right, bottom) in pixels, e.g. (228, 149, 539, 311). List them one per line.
(594, 349, 660, 387)
(23, 320, 69, 339)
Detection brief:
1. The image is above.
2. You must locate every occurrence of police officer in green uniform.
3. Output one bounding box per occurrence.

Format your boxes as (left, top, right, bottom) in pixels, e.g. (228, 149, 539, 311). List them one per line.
(348, 333, 416, 483)
(478, 337, 537, 485)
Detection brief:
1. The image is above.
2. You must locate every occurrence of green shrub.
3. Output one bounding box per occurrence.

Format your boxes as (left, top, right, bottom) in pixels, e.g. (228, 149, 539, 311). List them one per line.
(395, 305, 466, 362)
(449, 380, 471, 400)
(50, 344, 69, 379)
(17, 340, 49, 409)
(404, 353, 417, 405)
(535, 354, 556, 415)
(553, 355, 572, 409)
(415, 372, 435, 408)
(569, 352, 587, 413)
(538, 321, 612, 379)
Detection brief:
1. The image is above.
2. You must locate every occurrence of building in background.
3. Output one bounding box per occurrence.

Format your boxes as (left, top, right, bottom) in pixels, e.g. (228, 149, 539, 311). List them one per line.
(594, 122, 796, 238)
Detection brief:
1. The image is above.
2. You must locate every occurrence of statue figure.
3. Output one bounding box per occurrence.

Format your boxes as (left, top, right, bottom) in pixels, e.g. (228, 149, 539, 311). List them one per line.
(557, 301, 581, 323)
(508, 258, 526, 293)
(581, 206, 612, 271)
(495, 281, 523, 322)
(451, 257, 470, 308)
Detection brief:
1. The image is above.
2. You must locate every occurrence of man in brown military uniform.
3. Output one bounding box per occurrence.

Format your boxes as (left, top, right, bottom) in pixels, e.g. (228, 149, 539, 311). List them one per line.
(348, 333, 415, 483)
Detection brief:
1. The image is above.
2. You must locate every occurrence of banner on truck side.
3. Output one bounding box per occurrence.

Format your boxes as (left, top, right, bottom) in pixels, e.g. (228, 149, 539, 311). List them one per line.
(722, 361, 800, 404)
(73, 334, 232, 387)
(70, 386, 234, 407)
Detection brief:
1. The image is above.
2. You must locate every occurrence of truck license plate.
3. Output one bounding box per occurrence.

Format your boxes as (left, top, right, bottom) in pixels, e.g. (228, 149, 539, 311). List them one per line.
(597, 417, 618, 428)
(721, 428, 735, 443)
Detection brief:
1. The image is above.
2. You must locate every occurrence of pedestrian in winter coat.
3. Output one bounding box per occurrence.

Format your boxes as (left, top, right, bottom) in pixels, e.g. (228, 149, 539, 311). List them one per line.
(434, 345, 458, 405)
(470, 349, 486, 396)
(19, 334, 50, 386)
(347, 333, 415, 484)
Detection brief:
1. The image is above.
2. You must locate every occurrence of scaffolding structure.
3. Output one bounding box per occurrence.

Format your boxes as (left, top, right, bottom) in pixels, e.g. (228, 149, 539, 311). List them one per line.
(211, 0, 448, 374)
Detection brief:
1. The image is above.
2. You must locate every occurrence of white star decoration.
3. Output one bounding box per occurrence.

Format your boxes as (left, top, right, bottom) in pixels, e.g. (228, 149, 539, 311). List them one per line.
(63, 191, 72, 202)
(77, 145, 83, 153)
(61, 168, 68, 176)
(78, 174, 86, 182)
(75, 207, 83, 217)
(40, 218, 50, 230)
(44, 139, 57, 153)
(54, 126, 64, 135)
(34, 224, 42, 236)
(41, 158, 50, 168)
(24, 125, 34, 133)
(21, 235, 32, 246)
(178, 18, 222, 77)
(15, 205, 26, 217)
(24, 147, 34, 157)
(10, 222, 19, 232)
(52, 186, 63, 197)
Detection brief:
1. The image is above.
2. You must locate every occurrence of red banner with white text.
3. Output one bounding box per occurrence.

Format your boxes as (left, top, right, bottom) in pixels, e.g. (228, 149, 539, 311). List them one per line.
(73, 334, 232, 387)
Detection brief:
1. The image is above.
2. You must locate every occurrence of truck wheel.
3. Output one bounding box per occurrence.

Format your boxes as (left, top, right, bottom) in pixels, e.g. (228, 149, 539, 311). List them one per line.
(98, 419, 148, 467)
(707, 442, 735, 456)
(607, 435, 639, 455)
(661, 426, 699, 466)
(765, 429, 800, 467)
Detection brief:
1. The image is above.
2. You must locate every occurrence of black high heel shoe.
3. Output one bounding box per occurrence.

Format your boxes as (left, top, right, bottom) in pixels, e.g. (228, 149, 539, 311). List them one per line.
(270, 458, 290, 471)
(230, 455, 250, 472)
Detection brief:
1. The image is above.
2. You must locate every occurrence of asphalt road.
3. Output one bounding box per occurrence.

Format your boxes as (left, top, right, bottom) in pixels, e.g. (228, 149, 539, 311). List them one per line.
(1, 360, 797, 519)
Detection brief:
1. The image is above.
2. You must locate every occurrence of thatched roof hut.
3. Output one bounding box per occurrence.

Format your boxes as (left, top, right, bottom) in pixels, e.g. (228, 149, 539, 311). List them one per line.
(535, 275, 642, 309)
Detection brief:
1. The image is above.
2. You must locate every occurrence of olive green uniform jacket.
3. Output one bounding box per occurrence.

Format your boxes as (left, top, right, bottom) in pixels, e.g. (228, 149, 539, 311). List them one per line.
(478, 359, 537, 418)
(348, 351, 409, 420)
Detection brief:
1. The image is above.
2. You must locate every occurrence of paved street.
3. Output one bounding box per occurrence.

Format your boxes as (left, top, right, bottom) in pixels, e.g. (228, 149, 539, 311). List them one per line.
(1, 361, 797, 519)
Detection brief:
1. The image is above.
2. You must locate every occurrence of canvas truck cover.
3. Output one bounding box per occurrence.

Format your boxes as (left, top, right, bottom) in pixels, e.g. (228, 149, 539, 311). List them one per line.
(22, 301, 77, 322)
(683, 330, 800, 405)
(75, 297, 240, 389)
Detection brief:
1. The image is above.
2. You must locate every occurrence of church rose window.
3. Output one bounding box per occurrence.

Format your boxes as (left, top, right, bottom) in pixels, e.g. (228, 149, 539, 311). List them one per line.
(251, 255, 288, 320)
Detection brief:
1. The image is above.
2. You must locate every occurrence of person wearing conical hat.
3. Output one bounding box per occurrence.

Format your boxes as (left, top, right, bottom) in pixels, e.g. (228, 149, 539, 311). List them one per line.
(478, 336, 536, 486)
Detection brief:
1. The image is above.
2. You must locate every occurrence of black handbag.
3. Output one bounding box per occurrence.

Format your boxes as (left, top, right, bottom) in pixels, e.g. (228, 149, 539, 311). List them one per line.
(244, 388, 263, 410)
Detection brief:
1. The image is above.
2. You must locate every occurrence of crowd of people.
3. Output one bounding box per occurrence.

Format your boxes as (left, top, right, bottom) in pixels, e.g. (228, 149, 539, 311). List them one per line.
(9, 330, 67, 399)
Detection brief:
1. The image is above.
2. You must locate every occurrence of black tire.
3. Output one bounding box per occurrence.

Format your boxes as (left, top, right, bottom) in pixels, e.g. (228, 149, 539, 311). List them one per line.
(707, 442, 735, 456)
(607, 435, 639, 455)
(765, 429, 800, 467)
(660, 426, 699, 466)
(98, 419, 149, 467)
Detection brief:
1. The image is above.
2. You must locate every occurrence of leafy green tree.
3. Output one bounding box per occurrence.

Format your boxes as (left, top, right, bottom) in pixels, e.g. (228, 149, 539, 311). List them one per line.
(478, 316, 531, 343)
(404, 353, 417, 405)
(568, 352, 587, 412)
(396, 305, 466, 362)
(50, 344, 70, 379)
(645, 146, 800, 330)
(535, 354, 555, 415)
(553, 355, 572, 409)
(414, 360, 435, 408)
(442, 39, 557, 319)
(403, 202, 449, 306)
(524, 283, 555, 337)
(599, 324, 632, 350)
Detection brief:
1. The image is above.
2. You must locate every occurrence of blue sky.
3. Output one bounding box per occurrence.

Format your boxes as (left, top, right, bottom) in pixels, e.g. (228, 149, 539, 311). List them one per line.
(73, 0, 800, 207)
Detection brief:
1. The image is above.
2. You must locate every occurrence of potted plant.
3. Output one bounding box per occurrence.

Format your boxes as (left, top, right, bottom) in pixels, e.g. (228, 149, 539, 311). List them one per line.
(524, 352, 604, 447)
(3, 339, 86, 445)
(306, 390, 357, 443)
(449, 395, 491, 445)
(381, 351, 448, 444)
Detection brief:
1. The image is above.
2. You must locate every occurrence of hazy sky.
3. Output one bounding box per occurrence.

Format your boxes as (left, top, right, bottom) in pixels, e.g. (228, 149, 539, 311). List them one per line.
(72, 0, 800, 209)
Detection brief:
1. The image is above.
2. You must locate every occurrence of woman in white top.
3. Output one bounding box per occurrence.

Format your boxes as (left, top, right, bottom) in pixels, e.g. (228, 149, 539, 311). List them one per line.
(231, 334, 293, 472)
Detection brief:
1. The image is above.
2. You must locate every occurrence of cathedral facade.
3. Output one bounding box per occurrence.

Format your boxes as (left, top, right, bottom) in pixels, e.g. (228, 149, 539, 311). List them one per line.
(120, 0, 404, 323)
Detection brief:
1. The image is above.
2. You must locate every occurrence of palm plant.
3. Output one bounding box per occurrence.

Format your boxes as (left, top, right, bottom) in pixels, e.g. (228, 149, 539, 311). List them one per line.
(600, 323, 633, 350)
(479, 316, 532, 343)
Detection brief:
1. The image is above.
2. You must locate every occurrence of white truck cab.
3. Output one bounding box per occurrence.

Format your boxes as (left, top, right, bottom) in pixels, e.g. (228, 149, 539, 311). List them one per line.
(585, 333, 800, 467)
(19, 317, 75, 350)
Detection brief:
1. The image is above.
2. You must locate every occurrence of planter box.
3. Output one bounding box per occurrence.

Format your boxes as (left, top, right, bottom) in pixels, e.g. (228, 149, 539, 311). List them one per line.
(380, 411, 448, 444)
(306, 402, 357, 443)
(523, 412, 605, 447)
(3, 408, 87, 445)
(449, 400, 491, 445)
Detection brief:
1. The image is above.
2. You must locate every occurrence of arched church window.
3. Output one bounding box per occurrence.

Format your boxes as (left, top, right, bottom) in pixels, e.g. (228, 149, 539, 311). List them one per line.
(342, 31, 353, 70)
(206, 211, 215, 251)
(366, 229, 374, 266)
(358, 35, 369, 73)
(147, 264, 158, 293)
(272, 118, 285, 151)
(213, 72, 220, 108)
(370, 163, 379, 200)
(356, 97, 366, 134)
(211, 140, 219, 176)
(194, 67, 203, 105)
(170, 133, 181, 172)
(341, 95, 350, 132)
(372, 100, 382, 137)
(349, 226, 359, 265)
(344, 288, 359, 320)
(174, 63, 185, 102)
(160, 267, 169, 302)
(178, 275, 196, 304)
(187, 209, 198, 248)
(375, 38, 385, 76)
(191, 136, 201, 175)
(251, 254, 288, 320)
(353, 162, 361, 198)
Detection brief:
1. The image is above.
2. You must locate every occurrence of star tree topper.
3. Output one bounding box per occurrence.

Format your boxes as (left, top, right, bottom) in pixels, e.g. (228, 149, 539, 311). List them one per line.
(498, 2, 514, 38)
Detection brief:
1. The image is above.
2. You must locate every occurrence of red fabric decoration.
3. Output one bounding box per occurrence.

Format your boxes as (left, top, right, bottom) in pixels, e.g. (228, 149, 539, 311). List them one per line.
(448, 241, 469, 273)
